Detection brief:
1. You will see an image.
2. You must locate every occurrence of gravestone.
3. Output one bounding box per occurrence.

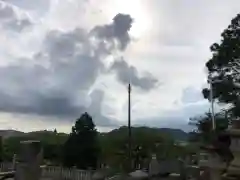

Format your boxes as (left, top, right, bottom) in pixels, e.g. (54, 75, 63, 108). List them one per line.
(15, 140, 43, 180)
(148, 154, 160, 176)
(12, 154, 17, 170)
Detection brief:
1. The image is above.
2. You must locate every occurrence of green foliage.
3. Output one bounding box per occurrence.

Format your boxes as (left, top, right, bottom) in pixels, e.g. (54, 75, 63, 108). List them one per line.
(99, 126, 190, 170)
(189, 112, 229, 144)
(1, 123, 191, 170)
(62, 112, 100, 169)
(203, 13, 240, 118)
(3, 130, 68, 162)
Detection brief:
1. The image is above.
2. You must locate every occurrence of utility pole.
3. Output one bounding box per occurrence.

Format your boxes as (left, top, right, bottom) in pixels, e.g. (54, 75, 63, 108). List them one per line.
(128, 83, 132, 170)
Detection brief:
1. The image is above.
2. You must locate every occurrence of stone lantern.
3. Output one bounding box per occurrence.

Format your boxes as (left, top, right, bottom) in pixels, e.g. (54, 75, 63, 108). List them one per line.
(199, 139, 228, 179)
(226, 120, 240, 177)
(198, 120, 240, 179)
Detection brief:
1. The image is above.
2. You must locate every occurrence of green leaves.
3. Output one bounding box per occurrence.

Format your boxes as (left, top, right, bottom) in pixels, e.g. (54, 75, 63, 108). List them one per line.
(2, 123, 189, 170)
(190, 112, 229, 145)
(62, 112, 100, 169)
(204, 13, 240, 118)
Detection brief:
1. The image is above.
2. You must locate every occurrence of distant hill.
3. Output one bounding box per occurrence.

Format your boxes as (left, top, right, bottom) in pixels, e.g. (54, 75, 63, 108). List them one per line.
(0, 127, 188, 142)
(104, 126, 188, 141)
(154, 128, 189, 141)
(0, 130, 25, 139)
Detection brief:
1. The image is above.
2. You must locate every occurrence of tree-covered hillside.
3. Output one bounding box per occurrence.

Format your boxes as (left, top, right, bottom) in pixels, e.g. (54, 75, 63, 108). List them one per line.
(1, 126, 189, 163)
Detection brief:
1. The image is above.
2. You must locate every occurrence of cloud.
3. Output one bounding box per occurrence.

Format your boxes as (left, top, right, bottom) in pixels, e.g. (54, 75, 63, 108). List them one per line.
(2, 0, 240, 132)
(134, 101, 210, 132)
(91, 13, 133, 50)
(0, 11, 157, 127)
(7, 0, 50, 11)
(181, 87, 204, 104)
(132, 84, 213, 131)
(0, 1, 32, 32)
(110, 57, 158, 91)
(88, 89, 121, 127)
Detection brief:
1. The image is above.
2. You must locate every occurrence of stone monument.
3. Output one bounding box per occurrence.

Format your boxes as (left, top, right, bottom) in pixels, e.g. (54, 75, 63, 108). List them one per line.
(198, 120, 240, 180)
(12, 154, 17, 170)
(15, 140, 43, 180)
(148, 154, 160, 177)
(199, 137, 228, 179)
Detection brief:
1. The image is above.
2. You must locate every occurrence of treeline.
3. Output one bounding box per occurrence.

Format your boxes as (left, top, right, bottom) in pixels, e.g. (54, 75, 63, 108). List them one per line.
(0, 113, 194, 170)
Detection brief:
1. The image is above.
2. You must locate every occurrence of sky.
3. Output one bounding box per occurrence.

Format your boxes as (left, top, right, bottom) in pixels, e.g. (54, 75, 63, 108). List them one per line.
(0, 0, 239, 133)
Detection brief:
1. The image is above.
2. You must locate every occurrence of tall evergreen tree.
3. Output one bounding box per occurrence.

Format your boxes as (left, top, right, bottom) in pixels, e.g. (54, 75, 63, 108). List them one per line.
(62, 112, 100, 169)
(54, 129, 57, 134)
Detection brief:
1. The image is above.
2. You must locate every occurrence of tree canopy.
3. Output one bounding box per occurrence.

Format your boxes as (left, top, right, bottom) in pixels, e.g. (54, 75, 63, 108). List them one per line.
(62, 112, 100, 169)
(189, 112, 229, 144)
(203, 13, 240, 118)
(1, 116, 191, 171)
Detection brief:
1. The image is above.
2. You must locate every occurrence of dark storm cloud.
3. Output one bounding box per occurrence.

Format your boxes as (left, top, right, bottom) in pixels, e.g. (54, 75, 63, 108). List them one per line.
(0, 1, 32, 31)
(0, 12, 157, 126)
(110, 58, 158, 91)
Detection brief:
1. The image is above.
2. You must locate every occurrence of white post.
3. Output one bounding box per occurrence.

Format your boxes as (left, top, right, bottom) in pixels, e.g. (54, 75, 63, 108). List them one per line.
(12, 154, 16, 170)
(209, 77, 216, 130)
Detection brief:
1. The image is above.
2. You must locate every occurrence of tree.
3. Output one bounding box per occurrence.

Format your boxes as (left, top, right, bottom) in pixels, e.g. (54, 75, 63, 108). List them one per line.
(43, 144, 62, 164)
(189, 112, 229, 144)
(62, 112, 100, 169)
(189, 112, 234, 165)
(54, 129, 57, 134)
(99, 126, 177, 170)
(203, 13, 240, 118)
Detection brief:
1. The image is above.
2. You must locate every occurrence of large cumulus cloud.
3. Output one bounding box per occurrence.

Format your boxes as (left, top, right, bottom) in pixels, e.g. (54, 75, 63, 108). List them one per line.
(0, 4, 158, 127)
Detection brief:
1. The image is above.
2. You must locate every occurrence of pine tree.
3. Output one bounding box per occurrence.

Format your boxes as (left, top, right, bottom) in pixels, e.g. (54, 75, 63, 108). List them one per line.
(62, 112, 100, 169)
